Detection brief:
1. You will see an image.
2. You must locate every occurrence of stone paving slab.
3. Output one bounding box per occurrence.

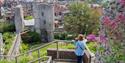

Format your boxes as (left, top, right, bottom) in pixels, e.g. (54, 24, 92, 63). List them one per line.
(56, 62, 76, 63)
(53, 61, 76, 63)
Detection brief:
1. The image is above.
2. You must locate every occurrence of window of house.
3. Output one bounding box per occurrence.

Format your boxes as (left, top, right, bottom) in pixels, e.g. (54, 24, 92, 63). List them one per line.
(59, 12, 62, 15)
(55, 13, 57, 16)
(43, 20, 46, 24)
(41, 12, 44, 16)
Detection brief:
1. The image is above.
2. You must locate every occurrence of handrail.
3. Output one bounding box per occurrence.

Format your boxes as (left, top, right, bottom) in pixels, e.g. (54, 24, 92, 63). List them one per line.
(56, 40, 94, 56)
(0, 55, 15, 57)
(15, 40, 72, 63)
(28, 56, 52, 63)
(1, 40, 94, 63)
(7, 34, 18, 56)
(16, 41, 57, 57)
(47, 56, 52, 63)
(7, 33, 21, 60)
(17, 40, 93, 57)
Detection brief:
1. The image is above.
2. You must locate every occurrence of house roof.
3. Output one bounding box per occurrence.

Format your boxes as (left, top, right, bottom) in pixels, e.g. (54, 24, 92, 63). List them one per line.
(0, 0, 4, 6)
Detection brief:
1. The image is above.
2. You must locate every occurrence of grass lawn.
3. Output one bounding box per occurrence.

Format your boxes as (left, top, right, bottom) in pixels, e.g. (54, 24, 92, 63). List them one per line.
(3, 32, 15, 54)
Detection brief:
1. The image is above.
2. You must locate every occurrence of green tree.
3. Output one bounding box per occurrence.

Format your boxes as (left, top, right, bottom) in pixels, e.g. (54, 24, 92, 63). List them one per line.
(64, 2, 100, 34)
(0, 22, 15, 33)
(85, 0, 103, 4)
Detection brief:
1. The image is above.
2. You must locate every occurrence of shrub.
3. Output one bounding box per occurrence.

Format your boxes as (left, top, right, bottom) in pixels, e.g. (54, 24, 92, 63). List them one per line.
(0, 22, 15, 33)
(20, 43, 29, 53)
(54, 32, 76, 40)
(18, 56, 33, 63)
(0, 59, 14, 63)
(24, 16, 33, 20)
(21, 31, 41, 44)
(3, 32, 15, 54)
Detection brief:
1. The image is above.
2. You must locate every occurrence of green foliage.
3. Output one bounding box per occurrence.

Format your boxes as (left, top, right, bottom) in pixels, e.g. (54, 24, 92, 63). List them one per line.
(24, 16, 33, 20)
(0, 56, 33, 63)
(21, 31, 41, 44)
(3, 32, 15, 54)
(18, 56, 33, 63)
(20, 43, 29, 53)
(20, 31, 42, 53)
(64, 2, 100, 34)
(0, 60, 14, 63)
(54, 32, 67, 40)
(87, 42, 97, 53)
(54, 32, 77, 40)
(0, 22, 15, 33)
(85, 0, 104, 4)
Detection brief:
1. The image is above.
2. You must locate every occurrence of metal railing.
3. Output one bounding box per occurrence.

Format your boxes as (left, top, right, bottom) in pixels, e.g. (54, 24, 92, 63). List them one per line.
(28, 56, 52, 63)
(7, 33, 21, 60)
(1, 40, 94, 63)
(14, 40, 75, 63)
(15, 41, 58, 63)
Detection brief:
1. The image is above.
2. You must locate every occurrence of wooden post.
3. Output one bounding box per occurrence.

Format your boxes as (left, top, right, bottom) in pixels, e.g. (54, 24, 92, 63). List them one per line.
(15, 56, 18, 63)
(56, 41, 59, 59)
(0, 33, 3, 59)
(38, 49, 40, 63)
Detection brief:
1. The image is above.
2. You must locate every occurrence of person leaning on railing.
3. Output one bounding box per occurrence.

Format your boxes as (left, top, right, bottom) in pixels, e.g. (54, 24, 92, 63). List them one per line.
(73, 34, 93, 63)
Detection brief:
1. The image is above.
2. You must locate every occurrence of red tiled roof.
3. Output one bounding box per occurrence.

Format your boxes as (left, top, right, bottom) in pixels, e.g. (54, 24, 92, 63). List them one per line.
(0, 0, 4, 6)
(54, 4, 67, 13)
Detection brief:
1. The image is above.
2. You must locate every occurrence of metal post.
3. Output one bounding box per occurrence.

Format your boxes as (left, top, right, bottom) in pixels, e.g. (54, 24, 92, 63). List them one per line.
(89, 56, 91, 63)
(56, 41, 59, 59)
(38, 49, 40, 63)
(0, 33, 3, 59)
(15, 56, 18, 63)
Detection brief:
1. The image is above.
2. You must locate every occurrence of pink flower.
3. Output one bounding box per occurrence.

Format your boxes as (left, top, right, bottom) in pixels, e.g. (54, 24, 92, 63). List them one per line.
(117, 13, 125, 20)
(86, 34, 96, 41)
(115, 13, 125, 24)
(109, 21, 118, 29)
(95, 37, 101, 42)
(119, 0, 125, 6)
(103, 16, 111, 26)
(99, 35, 107, 43)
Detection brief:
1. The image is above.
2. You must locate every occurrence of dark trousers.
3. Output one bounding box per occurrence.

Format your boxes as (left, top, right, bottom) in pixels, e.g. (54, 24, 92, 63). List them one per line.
(77, 56, 83, 63)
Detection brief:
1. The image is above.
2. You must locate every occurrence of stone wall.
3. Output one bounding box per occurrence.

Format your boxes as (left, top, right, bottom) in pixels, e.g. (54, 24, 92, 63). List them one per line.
(14, 5, 24, 33)
(47, 48, 90, 63)
(33, 3, 54, 42)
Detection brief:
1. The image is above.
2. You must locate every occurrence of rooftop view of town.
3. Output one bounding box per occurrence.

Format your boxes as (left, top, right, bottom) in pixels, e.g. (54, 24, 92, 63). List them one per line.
(0, 0, 125, 63)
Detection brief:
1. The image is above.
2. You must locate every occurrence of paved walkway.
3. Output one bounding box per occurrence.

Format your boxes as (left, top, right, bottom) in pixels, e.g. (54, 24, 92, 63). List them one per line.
(56, 62, 76, 63)
(53, 59, 77, 63)
(53, 61, 76, 63)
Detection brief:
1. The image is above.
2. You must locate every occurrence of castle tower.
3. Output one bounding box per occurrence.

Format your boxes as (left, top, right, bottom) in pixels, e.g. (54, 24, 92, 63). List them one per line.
(33, 3, 54, 42)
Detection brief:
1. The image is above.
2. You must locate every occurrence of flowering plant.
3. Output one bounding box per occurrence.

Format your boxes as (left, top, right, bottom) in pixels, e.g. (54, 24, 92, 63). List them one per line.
(95, 0, 125, 62)
(86, 34, 96, 41)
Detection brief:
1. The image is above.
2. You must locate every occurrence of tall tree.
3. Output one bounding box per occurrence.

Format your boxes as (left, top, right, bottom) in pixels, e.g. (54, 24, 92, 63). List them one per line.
(64, 2, 101, 34)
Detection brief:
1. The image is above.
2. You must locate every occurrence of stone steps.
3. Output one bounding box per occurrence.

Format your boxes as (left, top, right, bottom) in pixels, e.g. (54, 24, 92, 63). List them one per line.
(53, 59, 77, 63)
(56, 62, 76, 63)
(53, 61, 76, 63)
